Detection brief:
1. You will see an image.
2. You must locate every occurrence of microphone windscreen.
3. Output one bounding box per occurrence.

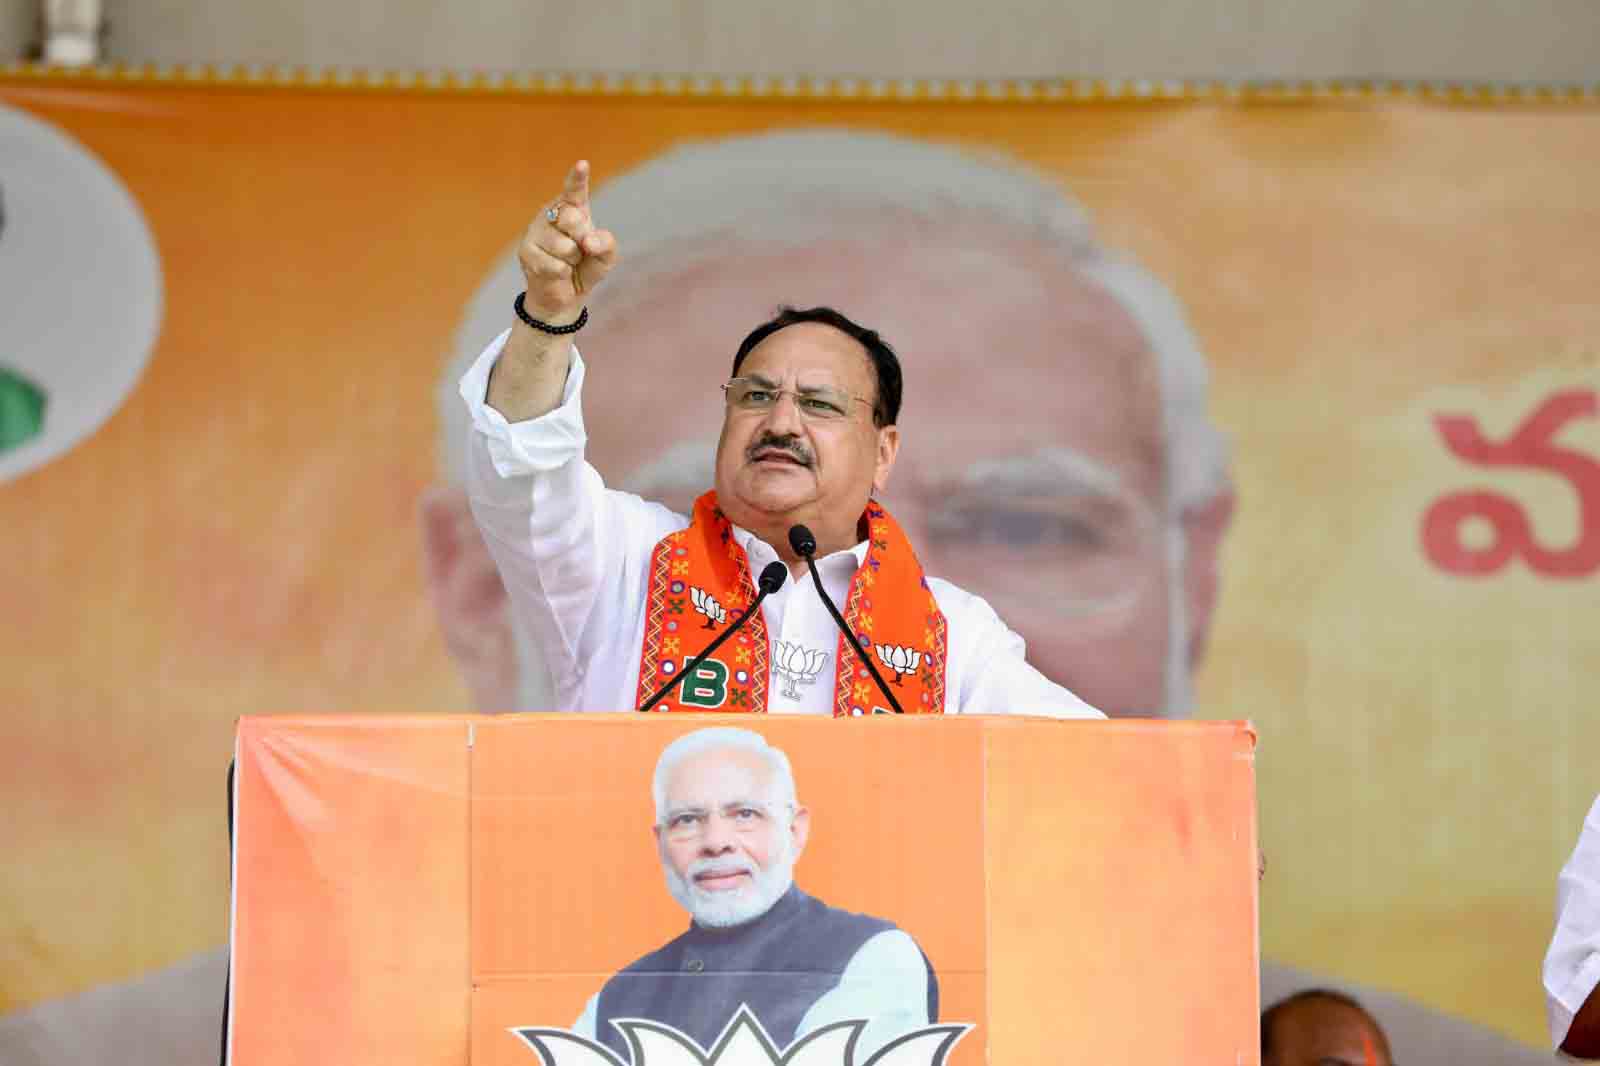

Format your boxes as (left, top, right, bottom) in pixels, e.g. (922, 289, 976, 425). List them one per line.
(757, 561, 788, 594)
(787, 524, 817, 558)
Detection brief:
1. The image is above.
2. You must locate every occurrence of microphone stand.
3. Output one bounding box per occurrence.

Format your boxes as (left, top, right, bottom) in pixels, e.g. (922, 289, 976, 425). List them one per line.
(788, 525, 906, 715)
(637, 561, 787, 713)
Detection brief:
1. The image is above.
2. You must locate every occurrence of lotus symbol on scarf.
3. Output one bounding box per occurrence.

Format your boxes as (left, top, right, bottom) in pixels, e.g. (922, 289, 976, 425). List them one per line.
(772, 640, 828, 698)
(690, 587, 728, 629)
(872, 644, 923, 686)
(512, 1005, 972, 1066)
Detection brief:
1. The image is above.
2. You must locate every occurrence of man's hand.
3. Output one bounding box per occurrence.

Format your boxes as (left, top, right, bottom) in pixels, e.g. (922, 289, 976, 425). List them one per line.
(518, 160, 619, 322)
(487, 160, 620, 423)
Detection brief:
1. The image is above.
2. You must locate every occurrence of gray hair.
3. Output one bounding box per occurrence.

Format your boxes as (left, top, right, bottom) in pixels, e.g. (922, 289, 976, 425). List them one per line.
(439, 127, 1229, 515)
(652, 727, 798, 824)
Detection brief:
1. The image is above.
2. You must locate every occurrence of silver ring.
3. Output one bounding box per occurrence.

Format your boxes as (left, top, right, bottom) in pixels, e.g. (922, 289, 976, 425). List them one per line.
(544, 203, 561, 224)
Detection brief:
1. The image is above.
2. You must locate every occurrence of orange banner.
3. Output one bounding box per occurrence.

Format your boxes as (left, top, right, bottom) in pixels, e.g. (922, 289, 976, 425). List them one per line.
(227, 715, 1258, 1065)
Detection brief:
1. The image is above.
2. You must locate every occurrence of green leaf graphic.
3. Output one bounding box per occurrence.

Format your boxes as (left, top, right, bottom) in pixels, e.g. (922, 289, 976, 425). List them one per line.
(0, 366, 47, 453)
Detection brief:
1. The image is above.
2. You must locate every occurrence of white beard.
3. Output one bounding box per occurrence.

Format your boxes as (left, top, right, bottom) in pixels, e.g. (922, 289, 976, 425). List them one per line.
(662, 837, 797, 929)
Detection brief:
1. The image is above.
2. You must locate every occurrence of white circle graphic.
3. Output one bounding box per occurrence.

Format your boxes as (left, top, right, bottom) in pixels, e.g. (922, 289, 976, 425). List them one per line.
(0, 102, 163, 483)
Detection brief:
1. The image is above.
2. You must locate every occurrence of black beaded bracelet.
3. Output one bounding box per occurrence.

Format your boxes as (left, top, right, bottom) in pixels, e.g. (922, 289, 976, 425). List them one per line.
(514, 292, 588, 335)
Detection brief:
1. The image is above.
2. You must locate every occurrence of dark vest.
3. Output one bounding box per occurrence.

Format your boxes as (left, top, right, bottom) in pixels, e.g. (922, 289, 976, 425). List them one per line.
(594, 886, 936, 1057)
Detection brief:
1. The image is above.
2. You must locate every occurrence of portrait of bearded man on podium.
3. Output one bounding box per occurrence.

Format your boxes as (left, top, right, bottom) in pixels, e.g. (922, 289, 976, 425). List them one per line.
(518, 727, 939, 1063)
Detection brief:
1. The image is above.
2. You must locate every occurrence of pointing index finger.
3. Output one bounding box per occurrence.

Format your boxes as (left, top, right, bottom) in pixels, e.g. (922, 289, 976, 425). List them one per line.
(561, 160, 591, 209)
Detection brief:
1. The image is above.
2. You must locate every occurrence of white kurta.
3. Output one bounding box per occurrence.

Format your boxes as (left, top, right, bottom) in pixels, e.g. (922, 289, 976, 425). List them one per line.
(459, 332, 1102, 719)
(1546, 794, 1600, 1050)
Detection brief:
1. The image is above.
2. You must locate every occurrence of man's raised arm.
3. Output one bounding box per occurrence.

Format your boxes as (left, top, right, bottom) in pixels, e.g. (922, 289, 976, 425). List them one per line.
(486, 160, 619, 422)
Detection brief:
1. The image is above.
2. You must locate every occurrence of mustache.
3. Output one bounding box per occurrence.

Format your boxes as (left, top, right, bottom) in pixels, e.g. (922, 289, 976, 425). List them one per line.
(746, 434, 814, 468)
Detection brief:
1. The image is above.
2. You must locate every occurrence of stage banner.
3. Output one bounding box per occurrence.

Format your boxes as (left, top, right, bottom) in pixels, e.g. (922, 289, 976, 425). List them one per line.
(225, 714, 1259, 1065)
(1, 74, 1597, 1056)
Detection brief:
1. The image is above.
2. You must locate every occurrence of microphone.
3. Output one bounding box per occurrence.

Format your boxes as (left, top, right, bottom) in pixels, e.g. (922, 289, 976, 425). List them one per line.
(787, 525, 906, 715)
(789, 525, 816, 558)
(637, 561, 788, 713)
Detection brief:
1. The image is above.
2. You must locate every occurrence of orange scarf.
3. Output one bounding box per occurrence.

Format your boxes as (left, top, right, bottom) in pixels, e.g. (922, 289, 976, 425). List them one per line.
(635, 492, 948, 716)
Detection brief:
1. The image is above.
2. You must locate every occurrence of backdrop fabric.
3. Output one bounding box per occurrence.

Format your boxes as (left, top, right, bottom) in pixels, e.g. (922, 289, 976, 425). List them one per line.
(2, 74, 1597, 1050)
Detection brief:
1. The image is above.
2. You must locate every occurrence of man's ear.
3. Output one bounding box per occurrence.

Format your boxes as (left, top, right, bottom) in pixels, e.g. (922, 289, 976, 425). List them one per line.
(872, 425, 900, 495)
(789, 805, 812, 860)
(1181, 483, 1235, 669)
(418, 484, 518, 711)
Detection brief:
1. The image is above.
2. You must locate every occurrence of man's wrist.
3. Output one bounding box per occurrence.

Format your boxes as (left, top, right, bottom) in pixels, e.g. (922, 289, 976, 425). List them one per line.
(515, 293, 586, 333)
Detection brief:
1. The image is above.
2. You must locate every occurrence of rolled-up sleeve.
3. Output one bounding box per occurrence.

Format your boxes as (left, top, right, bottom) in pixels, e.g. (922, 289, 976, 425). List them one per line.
(456, 335, 617, 696)
(457, 329, 590, 479)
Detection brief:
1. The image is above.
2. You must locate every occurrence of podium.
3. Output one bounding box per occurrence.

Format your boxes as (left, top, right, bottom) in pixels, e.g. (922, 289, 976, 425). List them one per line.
(225, 715, 1259, 1064)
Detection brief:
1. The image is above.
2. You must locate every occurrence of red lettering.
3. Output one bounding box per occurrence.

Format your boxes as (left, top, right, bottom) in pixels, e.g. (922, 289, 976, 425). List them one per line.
(1421, 389, 1600, 578)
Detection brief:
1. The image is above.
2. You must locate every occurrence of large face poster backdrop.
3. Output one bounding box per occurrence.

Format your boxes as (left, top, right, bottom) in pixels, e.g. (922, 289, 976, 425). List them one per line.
(0, 73, 1596, 1052)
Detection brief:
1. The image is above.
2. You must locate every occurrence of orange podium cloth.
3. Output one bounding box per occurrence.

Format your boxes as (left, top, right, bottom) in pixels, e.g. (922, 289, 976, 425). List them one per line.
(227, 715, 1258, 1065)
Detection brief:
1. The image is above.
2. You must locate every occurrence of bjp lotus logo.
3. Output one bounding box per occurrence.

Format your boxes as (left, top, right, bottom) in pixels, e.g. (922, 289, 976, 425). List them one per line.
(512, 1006, 972, 1066)
(690, 587, 729, 629)
(872, 644, 923, 686)
(772, 640, 828, 698)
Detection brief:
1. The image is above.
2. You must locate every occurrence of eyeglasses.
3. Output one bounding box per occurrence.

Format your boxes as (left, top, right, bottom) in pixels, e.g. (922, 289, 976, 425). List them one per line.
(721, 377, 876, 423)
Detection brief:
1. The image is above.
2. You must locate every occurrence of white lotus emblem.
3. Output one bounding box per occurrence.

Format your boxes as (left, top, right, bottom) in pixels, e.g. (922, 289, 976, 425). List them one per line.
(512, 1005, 971, 1066)
(690, 586, 728, 629)
(772, 640, 829, 699)
(872, 644, 923, 686)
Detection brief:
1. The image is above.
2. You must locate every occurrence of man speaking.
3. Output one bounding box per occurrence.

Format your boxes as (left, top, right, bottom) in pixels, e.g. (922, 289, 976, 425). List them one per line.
(546, 727, 936, 1059)
(458, 159, 1103, 718)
